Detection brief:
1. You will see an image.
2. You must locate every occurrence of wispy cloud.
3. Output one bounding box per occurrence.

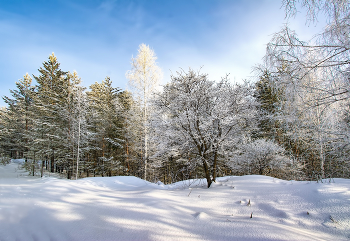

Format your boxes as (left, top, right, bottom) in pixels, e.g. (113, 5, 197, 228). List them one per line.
(98, 0, 117, 12)
(0, 0, 328, 107)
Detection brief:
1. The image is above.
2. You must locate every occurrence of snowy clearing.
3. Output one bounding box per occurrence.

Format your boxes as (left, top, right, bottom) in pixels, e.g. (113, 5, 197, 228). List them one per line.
(0, 161, 349, 241)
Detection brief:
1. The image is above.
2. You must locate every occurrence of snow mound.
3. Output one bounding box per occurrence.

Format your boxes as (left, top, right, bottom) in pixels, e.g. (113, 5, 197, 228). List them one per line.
(76, 176, 153, 190)
(192, 211, 210, 220)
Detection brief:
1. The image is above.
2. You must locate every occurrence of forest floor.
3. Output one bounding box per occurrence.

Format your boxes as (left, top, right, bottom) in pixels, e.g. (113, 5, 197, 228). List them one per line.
(0, 160, 349, 241)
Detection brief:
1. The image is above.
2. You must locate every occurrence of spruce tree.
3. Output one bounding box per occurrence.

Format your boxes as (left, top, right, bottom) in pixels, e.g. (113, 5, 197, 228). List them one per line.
(2, 74, 35, 159)
(87, 77, 123, 177)
(254, 70, 283, 143)
(32, 53, 68, 173)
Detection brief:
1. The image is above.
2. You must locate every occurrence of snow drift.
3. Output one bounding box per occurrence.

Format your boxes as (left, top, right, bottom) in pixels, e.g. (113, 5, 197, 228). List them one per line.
(0, 161, 349, 241)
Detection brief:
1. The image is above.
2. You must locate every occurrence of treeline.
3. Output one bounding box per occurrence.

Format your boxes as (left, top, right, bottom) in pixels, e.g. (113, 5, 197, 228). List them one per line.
(0, 52, 293, 185)
(1, 1, 350, 185)
(0, 54, 138, 179)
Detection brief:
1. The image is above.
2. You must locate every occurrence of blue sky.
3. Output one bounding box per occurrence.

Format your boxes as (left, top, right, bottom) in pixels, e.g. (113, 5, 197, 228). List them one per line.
(0, 0, 326, 107)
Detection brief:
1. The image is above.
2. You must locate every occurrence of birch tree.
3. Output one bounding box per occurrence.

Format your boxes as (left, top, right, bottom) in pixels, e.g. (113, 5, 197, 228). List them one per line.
(64, 71, 90, 179)
(126, 43, 162, 180)
(258, 1, 350, 178)
(267, 0, 350, 107)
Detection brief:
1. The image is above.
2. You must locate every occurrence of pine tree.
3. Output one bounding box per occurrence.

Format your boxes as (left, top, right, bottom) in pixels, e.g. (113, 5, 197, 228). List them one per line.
(254, 69, 284, 143)
(0, 107, 12, 158)
(32, 53, 68, 173)
(117, 90, 141, 177)
(2, 74, 35, 159)
(87, 77, 123, 177)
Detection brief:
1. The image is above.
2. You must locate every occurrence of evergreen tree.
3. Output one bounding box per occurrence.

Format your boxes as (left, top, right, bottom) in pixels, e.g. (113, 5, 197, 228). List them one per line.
(87, 77, 123, 177)
(2, 74, 35, 159)
(117, 90, 142, 177)
(254, 70, 283, 143)
(32, 53, 68, 173)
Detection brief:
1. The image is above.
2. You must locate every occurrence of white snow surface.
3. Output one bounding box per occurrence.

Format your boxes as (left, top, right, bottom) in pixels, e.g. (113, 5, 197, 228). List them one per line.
(1, 161, 349, 241)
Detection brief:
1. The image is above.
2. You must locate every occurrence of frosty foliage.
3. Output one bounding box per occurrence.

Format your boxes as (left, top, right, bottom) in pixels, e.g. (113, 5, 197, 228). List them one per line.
(231, 139, 292, 178)
(2, 22, 350, 183)
(126, 44, 162, 101)
(152, 68, 257, 187)
(126, 43, 162, 180)
(256, 0, 350, 179)
(283, 0, 350, 23)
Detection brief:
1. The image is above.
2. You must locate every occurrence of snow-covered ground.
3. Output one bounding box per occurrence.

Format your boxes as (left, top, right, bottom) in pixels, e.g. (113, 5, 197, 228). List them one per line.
(0, 161, 349, 241)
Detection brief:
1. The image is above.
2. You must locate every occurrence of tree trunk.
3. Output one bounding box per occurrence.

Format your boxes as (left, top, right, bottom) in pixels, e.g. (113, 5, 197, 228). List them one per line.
(212, 148, 218, 182)
(41, 160, 44, 178)
(320, 141, 325, 179)
(202, 159, 212, 188)
(32, 152, 35, 176)
(50, 150, 55, 173)
(76, 114, 81, 180)
(259, 159, 264, 175)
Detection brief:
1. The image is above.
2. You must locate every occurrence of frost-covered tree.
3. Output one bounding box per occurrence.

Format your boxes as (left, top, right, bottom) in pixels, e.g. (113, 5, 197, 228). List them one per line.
(332, 103, 350, 178)
(126, 43, 162, 180)
(255, 0, 350, 178)
(1, 74, 35, 159)
(0, 108, 13, 158)
(232, 138, 291, 178)
(87, 77, 123, 177)
(256, 60, 340, 178)
(266, 0, 350, 108)
(55, 71, 92, 179)
(71, 79, 88, 179)
(265, 0, 350, 108)
(152, 69, 256, 187)
(1, 54, 131, 179)
(119, 90, 144, 177)
(253, 69, 285, 143)
(32, 53, 69, 173)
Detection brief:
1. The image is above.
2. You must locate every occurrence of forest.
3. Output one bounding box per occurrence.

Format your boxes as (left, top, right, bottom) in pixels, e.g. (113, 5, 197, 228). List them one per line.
(1, 0, 350, 187)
